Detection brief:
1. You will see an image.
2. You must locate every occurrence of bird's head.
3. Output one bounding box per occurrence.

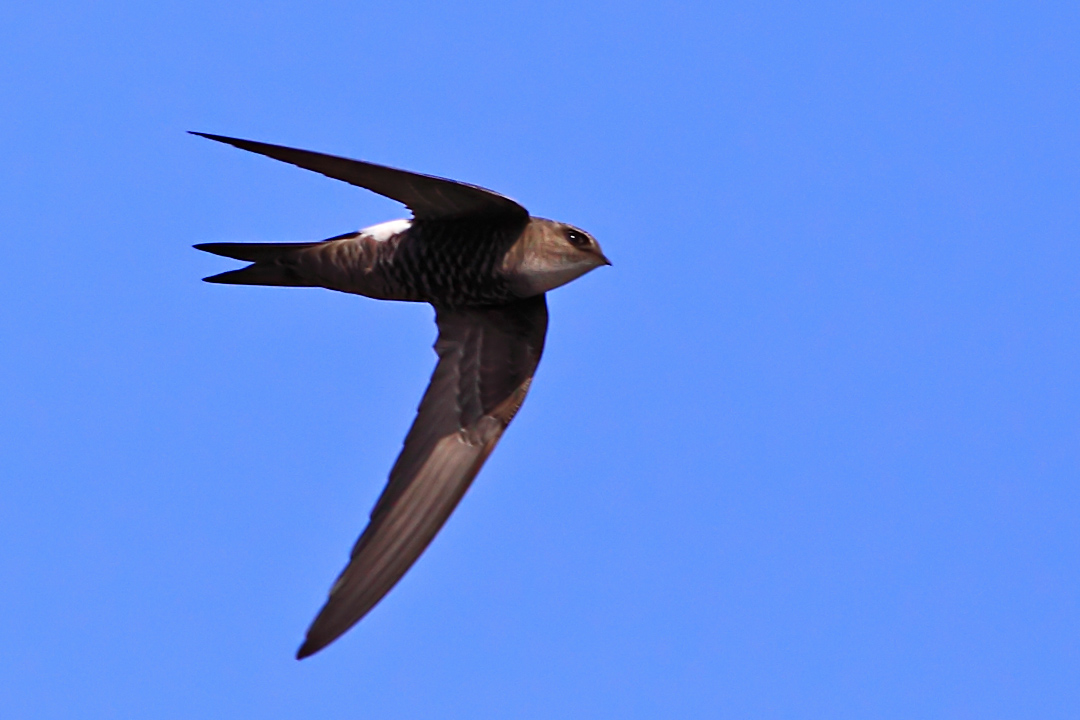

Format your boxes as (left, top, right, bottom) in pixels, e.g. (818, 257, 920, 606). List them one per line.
(504, 218, 611, 295)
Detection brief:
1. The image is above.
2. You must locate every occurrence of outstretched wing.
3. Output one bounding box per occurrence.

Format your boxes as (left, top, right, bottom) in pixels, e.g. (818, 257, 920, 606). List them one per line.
(297, 295, 549, 659)
(190, 132, 529, 222)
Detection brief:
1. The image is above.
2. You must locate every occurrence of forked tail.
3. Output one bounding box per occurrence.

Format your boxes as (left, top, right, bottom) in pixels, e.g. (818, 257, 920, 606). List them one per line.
(194, 232, 359, 286)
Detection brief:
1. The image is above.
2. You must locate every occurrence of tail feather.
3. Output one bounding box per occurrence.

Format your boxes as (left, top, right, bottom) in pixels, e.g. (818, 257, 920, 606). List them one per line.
(195, 241, 321, 263)
(202, 264, 315, 286)
(194, 232, 359, 287)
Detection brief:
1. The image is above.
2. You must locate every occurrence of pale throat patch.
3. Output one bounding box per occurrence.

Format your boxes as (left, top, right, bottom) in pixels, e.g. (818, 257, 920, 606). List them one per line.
(359, 218, 412, 242)
(517, 255, 599, 294)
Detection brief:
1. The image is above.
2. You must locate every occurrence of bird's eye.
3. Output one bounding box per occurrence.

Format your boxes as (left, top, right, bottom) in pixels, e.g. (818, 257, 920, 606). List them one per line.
(566, 229, 590, 248)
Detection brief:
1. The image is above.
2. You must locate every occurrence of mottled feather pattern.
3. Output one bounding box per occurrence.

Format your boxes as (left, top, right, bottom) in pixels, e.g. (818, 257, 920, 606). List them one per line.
(380, 218, 525, 307)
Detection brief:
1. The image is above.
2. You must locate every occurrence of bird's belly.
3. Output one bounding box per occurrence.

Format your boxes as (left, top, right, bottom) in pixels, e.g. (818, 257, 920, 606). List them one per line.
(296, 222, 518, 306)
(376, 241, 517, 307)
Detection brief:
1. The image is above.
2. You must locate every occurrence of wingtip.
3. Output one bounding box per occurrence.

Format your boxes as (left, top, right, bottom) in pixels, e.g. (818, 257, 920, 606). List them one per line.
(296, 639, 320, 660)
(189, 131, 233, 145)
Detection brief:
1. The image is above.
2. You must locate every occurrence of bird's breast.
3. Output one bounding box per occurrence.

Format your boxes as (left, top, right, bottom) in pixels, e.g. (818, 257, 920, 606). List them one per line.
(372, 219, 522, 306)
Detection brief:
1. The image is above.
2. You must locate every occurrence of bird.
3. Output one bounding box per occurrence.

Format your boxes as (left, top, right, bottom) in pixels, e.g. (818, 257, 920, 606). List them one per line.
(191, 132, 610, 659)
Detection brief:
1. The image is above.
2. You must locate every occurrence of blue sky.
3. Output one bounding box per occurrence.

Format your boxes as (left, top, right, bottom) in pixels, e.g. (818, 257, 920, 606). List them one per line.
(3, 1, 1079, 717)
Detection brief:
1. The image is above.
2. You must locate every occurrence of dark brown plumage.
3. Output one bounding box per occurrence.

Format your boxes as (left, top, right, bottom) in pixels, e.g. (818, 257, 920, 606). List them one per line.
(192, 133, 608, 658)
(298, 296, 547, 658)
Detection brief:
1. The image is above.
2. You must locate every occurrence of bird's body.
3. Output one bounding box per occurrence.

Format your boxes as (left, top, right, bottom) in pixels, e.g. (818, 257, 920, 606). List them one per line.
(192, 133, 608, 659)
(202, 215, 601, 306)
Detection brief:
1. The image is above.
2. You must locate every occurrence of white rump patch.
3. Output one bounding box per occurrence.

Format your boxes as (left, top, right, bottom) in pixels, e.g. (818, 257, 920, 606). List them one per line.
(359, 218, 411, 242)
